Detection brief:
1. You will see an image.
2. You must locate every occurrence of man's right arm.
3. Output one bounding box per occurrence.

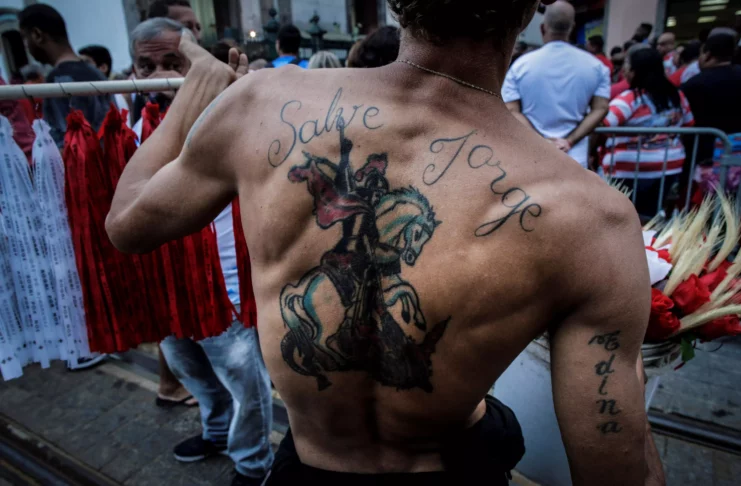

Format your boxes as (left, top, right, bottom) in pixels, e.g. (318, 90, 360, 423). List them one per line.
(502, 65, 540, 135)
(549, 192, 661, 485)
(506, 100, 539, 133)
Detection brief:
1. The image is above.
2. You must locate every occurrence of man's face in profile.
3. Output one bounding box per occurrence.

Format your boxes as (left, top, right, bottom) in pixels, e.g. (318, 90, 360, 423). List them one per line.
(167, 6, 202, 43)
(20, 28, 49, 65)
(133, 30, 187, 79)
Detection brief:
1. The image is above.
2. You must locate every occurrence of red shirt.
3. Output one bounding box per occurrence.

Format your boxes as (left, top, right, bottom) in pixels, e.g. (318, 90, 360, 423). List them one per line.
(668, 66, 686, 87)
(595, 53, 614, 74)
(610, 78, 630, 100)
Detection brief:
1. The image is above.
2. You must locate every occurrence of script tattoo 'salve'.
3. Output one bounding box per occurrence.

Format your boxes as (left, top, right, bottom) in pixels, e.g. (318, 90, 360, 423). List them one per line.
(278, 116, 449, 392)
(269, 88, 383, 167)
(589, 331, 623, 434)
(424, 131, 542, 236)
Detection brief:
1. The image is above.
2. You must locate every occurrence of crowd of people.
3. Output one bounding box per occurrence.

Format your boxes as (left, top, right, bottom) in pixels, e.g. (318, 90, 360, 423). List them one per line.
(505, 3, 741, 218)
(1, 0, 740, 485)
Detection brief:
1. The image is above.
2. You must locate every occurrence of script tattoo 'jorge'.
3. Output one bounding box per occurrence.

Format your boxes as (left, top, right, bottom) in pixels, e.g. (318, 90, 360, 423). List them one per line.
(268, 88, 383, 167)
(278, 115, 449, 392)
(423, 131, 542, 236)
(589, 331, 623, 435)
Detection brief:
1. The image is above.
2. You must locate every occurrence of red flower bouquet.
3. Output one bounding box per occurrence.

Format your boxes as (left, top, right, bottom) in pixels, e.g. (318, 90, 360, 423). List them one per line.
(642, 192, 741, 357)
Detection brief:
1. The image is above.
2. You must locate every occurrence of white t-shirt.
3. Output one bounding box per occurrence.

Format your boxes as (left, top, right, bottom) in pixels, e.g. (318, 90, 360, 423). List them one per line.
(502, 41, 611, 168)
(213, 204, 240, 306)
(132, 121, 240, 306)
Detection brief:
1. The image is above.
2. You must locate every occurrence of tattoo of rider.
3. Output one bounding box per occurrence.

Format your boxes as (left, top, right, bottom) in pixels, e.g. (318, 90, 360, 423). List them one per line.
(186, 91, 227, 148)
(589, 331, 623, 435)
(278, 114, 448, 393)
(423, 131, 542, 235)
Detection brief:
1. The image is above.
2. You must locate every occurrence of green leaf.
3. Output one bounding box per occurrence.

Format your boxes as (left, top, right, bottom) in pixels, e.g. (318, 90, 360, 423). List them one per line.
(681, 337, 696, 363)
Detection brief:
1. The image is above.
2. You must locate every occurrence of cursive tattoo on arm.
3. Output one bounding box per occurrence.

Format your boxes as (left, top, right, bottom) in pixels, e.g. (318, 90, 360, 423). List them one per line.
(589, 331, 624, 435)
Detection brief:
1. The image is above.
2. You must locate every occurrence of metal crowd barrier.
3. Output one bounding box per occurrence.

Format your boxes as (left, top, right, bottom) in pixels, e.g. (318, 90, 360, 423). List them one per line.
(594, 127, 741, 216)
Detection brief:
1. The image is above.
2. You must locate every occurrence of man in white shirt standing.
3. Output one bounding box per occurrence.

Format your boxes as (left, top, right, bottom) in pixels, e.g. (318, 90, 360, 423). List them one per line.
(503, 0, 610, 169)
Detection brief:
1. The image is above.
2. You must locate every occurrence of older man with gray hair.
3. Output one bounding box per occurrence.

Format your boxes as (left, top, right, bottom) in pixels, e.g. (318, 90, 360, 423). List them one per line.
(503, 0, 610, 168)
(129, 17, 188, 130)
(128, 18, 273, 486)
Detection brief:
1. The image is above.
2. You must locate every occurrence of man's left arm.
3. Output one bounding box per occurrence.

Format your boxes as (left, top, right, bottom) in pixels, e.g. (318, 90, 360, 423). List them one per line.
(562, 96, 609, 151)
(555, 65, 611, 152)
(106, 37, 248, 254)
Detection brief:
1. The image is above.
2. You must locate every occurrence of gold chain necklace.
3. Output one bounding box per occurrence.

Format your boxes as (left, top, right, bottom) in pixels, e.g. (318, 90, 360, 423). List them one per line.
(396, 59, 501, 99)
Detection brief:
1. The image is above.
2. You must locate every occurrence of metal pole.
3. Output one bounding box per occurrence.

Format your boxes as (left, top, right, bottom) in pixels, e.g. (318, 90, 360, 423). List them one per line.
(633, 136, 641, 206)
(656, 139, 671, 216)
(0, 79, 184, 100)
(684, 135, 700, 211)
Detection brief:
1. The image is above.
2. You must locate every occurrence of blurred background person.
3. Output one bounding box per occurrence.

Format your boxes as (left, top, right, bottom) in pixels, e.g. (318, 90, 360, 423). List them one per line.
(346, 25, 400, 68)
(669, 40, 701, 87)
(633, 22, 653, 44)
(656, 32, 677, 75)
(148, 0, 201, 43)
(601, 48, 694, 217)
(19, 4, 111, 148)
(271, 25, 308, 68)
(587, 35, 613, 73)
(308, 51, 342, 69)
(610, 46, 625, 82)
(611, 43, 649, 99)
(80, 44, 131, 117)
(79, 44, 113, 78)
(504, 0, 609, 168)
(682, 31, 741, 192)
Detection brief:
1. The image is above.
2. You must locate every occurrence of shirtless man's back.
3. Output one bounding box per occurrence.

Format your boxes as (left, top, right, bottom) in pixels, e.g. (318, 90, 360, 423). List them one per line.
(108, 1, 661, 484)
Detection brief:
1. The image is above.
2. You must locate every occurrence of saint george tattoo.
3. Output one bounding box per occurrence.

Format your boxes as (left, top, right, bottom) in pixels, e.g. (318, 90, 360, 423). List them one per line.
(589, 331, 624, 435)
(278, 115, 449, 392)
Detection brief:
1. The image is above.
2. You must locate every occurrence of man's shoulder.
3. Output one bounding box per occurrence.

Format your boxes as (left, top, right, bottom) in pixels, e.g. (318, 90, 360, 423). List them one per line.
(537, 172, 642, 292)
(539, 170, 639, 250)
(47, 61, 106, 83)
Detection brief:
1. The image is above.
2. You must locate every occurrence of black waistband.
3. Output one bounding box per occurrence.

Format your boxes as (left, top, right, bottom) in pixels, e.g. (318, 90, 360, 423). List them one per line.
(265, 395, 522, 486)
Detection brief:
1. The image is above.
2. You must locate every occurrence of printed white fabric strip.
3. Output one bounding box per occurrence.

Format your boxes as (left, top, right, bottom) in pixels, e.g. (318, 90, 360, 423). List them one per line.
(0, 116, 90, 380)
(32, 119, 90, 364)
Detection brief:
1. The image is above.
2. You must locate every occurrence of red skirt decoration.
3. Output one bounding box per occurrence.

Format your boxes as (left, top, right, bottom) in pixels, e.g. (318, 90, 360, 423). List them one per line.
(64, 105, 236, 353)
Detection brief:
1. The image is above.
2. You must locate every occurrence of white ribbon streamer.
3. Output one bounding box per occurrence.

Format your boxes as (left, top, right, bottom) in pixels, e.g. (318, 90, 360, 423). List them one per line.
(0, 116, 90, 380)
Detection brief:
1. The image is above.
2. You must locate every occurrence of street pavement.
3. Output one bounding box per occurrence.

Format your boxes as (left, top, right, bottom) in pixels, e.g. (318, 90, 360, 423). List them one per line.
(0, 346, 739, 485)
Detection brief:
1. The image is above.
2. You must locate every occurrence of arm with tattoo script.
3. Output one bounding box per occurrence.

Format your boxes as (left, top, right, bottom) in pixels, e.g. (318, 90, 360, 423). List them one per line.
(549, 190, 662, 486)
(107, 36, 248, 253)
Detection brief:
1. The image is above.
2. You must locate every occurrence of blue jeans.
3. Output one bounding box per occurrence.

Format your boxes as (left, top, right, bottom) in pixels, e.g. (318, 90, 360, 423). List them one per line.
(160, 323, 273, 478)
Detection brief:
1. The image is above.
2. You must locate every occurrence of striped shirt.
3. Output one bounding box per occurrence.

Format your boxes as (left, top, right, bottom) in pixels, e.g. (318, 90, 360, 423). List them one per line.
(602, 89, 694, 179)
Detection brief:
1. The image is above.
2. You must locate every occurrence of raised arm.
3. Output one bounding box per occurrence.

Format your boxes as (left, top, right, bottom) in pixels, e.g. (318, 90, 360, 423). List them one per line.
(106, 36, 248, 254)
(549, 193, 663, 486)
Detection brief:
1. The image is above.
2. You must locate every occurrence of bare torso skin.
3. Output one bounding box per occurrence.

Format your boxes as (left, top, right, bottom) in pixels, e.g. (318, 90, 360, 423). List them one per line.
(108, 40, 655, 485)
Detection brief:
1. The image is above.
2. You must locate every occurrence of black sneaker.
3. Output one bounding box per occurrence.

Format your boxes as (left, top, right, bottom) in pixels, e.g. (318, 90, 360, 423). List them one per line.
(231, 472, 266, 486)
(173, 435, 227, 462)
